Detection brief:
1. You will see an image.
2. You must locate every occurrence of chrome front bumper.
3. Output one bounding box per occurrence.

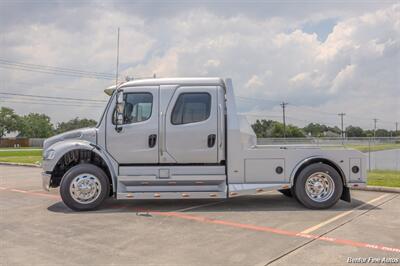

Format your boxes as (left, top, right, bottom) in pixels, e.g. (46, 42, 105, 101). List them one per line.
(42, 172, 51, 191)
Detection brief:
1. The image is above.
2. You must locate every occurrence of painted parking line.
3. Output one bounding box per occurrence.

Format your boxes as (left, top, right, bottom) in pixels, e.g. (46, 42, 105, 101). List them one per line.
(301, 194, 389, 234)
(2, 186, 400, 254)
(147, 209, 400, 254)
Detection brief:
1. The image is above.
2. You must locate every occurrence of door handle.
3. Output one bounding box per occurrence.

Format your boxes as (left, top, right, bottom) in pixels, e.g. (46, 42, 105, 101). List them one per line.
(148, 134, 157, 148)
(207, 134, 216, 148)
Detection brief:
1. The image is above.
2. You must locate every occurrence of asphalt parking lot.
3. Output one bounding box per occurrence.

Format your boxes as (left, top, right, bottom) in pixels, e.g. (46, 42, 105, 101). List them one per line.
(1, 165, 399, 266)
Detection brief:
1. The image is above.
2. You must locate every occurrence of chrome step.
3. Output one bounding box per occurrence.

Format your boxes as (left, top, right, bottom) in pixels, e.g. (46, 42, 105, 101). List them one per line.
(117, 191, 226, 200)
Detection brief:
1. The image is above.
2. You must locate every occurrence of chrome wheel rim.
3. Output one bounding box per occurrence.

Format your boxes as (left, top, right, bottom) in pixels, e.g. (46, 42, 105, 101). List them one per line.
(70, 173, 102, 204)
(305, 172, 335, 203)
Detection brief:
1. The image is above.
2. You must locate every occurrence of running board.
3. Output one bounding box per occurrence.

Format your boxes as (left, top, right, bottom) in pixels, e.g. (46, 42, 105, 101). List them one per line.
(117, 191, 227, 200)
(116, 175, 227, 199)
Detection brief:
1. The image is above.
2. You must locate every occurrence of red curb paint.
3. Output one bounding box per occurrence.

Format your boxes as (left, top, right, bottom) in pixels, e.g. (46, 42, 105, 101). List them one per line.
(2, 187, 399, 254)
(1, 187, 60, 199)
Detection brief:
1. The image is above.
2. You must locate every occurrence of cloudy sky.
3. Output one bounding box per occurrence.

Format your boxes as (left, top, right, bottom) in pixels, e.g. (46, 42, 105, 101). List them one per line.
(0, 0, 399, 130)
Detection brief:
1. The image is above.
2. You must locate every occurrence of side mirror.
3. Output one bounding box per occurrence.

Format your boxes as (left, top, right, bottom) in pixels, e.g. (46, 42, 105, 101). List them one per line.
(115, 90, 124, 128)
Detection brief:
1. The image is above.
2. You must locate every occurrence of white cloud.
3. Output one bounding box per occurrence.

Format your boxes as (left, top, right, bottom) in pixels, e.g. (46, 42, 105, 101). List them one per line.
(0, 2, 398, 130)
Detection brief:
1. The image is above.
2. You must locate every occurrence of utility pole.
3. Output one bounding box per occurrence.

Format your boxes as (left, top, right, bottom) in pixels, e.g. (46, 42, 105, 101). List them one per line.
(338, 113, 346, 139)
(280, 102, 288, 139)
(373, 118, 378, 139)
(396, 122, 398, 135)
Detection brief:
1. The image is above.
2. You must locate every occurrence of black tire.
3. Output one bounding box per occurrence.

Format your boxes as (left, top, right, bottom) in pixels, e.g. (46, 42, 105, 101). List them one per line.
(60, 164, 110, 211)
(294, 163, 343, 209)
(278, 188, 293, 198)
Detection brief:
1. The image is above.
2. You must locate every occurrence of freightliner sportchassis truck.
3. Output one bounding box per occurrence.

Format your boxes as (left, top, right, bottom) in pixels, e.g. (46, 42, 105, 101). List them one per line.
(42, 78, 366, 211)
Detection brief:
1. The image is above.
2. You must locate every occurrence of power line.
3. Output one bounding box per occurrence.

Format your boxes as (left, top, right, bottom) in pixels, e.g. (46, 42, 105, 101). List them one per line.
(237, 96, 339, 116)
(290, 103, 338, 116)
(236, 96, 282, 104)
(0, 95, 105, 106)
(235, 96, 397, 126)
(0, 92, 107, 103)
(4, 81, 102, 92)
(0, 98, 104, 108)
(0, 65, 114, 80)
(0, 58, 114, 78)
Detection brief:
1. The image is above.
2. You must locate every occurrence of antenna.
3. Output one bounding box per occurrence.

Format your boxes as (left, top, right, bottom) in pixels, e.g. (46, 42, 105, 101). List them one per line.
(114, 28, 121, 132)
(115, 27, 120, 89)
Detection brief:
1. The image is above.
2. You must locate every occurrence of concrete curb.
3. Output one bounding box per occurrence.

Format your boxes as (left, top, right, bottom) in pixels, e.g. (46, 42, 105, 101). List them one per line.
(352, 186, 400, 194)
(0, 162, 41, 168)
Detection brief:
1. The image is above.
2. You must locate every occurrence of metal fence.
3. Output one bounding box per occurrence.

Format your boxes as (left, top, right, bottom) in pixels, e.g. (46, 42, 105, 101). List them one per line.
(257, 137, 400, 171)
(0, 138, 45, 148)
(1, 137, 398, 171)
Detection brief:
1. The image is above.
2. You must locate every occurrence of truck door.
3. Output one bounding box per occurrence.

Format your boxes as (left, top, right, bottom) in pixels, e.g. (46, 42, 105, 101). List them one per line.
(164, 86, 219, 163)
(106, 86, 159, 164)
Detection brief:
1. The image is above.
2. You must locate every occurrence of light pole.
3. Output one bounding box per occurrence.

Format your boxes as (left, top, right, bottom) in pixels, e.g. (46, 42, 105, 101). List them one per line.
(280, 102, 288, 139)
(338, 113, 346, 139)
(373, 118, 378, 139)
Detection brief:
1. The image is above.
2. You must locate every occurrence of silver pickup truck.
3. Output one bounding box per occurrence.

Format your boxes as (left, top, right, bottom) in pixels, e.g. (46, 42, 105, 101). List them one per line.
(42, 77, 366, 211)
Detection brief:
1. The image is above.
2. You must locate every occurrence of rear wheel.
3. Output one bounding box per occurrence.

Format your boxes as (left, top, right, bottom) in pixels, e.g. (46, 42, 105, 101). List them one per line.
(60, 164, 110, 211)
(294, 163, 343, 209)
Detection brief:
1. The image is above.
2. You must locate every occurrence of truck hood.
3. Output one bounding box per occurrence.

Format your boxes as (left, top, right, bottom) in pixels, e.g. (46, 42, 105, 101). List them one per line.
(43, 128, 97, 151)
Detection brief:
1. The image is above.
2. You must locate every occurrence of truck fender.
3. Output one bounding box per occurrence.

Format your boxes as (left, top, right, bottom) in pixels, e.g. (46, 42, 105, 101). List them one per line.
(43, 140, 117, 193)
(289, 156, 347, 187)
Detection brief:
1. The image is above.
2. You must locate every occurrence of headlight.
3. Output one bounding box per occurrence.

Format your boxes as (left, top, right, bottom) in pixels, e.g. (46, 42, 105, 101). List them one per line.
(43, 149, 56, 160)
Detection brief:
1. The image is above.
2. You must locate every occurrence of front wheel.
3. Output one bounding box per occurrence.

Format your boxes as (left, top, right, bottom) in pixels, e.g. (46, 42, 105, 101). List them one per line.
(60, 164, 110, 211)
(294, 163, 343, 209)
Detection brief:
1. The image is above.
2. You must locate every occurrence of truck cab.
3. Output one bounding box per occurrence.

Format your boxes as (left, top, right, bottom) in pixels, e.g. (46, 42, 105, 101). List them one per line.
(42, 77, 367, 211)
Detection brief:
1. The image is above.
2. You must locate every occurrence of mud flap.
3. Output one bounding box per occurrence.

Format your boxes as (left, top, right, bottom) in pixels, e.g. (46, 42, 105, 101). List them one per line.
(341, 186, 351, 202)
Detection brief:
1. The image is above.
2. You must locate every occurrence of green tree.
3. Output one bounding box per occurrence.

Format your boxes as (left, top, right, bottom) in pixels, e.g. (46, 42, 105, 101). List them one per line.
(252, 119, 275, 138)
(303, 123, 327, 137)
(287, 125, 306, 137)
(346, 126, 365, 137)
(364, 130, 374, 137)
(0, 107, 20, 137)
(327, 126, 341, 136)
(270, 122, 284, 137)
(55, 117, 97, 134)
(375, 129, 390, 137)
(252, 119, 305, 138)
(303, 123, 341, 137)
(18, 113, 54, 138)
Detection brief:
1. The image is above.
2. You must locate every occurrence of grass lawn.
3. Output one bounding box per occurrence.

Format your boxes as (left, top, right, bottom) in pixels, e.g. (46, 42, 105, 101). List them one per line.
(0, 147, 42, 150)
(346, 143, 400, 152)
(368, 170, 400, 188)
(0, 149, 43, 165)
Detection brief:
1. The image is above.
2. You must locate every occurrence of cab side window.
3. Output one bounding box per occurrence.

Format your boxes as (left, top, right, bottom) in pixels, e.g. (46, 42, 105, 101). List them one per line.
(113, 93, 153, 124)
(171, 93, 211, 125)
